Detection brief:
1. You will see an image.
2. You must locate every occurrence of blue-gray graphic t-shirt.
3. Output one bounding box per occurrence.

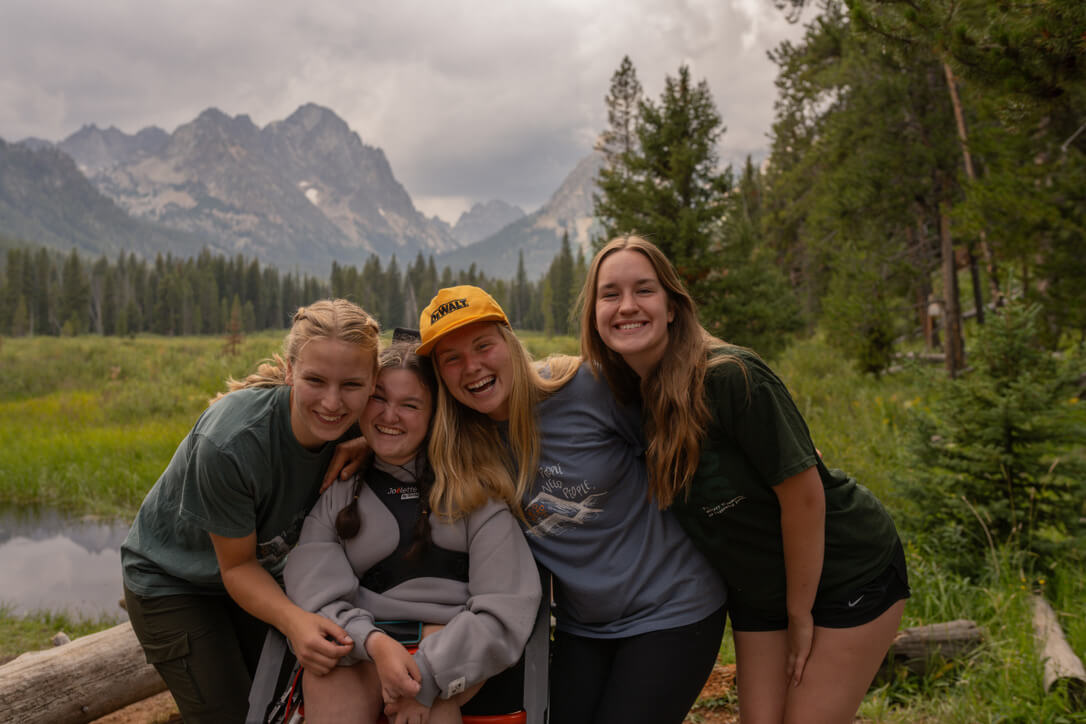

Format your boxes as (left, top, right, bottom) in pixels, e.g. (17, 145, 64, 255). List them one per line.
(522, 364, 725, 637)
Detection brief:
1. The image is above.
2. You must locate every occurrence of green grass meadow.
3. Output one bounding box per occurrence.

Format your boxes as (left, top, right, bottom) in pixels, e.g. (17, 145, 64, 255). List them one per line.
(2, 331, 1084, 721)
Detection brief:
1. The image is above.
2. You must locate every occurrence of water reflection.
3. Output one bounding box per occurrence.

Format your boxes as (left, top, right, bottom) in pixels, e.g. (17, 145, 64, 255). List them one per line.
(0, 505, 130, 619)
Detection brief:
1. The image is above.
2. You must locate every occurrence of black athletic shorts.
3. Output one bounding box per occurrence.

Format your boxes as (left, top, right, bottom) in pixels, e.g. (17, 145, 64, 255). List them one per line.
(729, 539, 910, 632)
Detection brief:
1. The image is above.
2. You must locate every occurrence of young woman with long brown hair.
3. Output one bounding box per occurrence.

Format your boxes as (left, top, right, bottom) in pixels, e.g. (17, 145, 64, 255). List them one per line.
(415, 285, 727, 724)
(122, 299, 381, 723)
(579, 236, 908, 724)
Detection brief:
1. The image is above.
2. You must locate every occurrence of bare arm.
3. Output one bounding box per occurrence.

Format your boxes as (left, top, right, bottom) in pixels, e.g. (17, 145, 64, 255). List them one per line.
(209, 532, 353, 675)
(320, 436, 371, 492)
(772, 465, 826, 686)
(367, 631, 422, 703)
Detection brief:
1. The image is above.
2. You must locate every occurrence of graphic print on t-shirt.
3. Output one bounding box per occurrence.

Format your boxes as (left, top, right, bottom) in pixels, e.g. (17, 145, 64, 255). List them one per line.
(523, 463, 606, 537)
(256, 509, 307, 567)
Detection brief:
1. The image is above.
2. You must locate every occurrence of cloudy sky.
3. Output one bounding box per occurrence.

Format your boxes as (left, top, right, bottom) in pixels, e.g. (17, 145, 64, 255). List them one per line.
(0, 0, 809, 223)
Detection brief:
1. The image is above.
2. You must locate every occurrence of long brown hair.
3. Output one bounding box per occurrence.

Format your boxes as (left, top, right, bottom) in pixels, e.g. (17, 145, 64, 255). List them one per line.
(335, 341, 440, 558)
(428, 322, 581, 519)
(214, 299, 381, 402)
(579, 235, 745, 507)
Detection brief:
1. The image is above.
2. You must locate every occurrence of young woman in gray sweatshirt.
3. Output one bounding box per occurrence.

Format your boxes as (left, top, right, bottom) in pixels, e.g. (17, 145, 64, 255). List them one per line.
(284, 340, 540, 724)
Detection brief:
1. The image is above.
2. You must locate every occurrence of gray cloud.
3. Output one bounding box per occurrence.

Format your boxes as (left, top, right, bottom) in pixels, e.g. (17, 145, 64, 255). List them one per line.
(0, 0, 807, 219)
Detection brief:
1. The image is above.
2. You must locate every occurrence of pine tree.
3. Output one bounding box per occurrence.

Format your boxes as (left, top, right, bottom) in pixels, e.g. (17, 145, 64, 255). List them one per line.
(707, 158, 803, 359)
(547, 232, 575, 335)
(512, 251, 531, 327)
(570, 245, 587, 337)
(59, 249, 90, 335)
(596, 55, 642, 166)
(541, 276, 554, 338)
(594, 61, 732, 308)
(11, 295, 28, 337)
(224, 295, 243, 356)
(902, 302, 1086, 572)
(594, 55, 644, 247)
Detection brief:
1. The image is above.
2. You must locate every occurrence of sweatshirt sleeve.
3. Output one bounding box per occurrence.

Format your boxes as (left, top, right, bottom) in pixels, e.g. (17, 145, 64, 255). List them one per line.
(412, 499, 542, 706)
(283, 477, 378, 666)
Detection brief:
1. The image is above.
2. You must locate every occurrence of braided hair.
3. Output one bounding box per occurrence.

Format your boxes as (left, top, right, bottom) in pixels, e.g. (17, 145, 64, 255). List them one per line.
(334, 336, 438, 559)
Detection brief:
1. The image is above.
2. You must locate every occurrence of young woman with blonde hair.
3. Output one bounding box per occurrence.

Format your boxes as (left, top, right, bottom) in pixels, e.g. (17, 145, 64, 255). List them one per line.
(415, 285, 727, 724)
(122, 299, 381, 723)
(580, 236, 909, 724)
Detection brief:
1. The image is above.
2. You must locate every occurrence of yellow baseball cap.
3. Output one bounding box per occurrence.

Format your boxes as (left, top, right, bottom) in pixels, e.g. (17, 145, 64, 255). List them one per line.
(416, 285, 510, 356)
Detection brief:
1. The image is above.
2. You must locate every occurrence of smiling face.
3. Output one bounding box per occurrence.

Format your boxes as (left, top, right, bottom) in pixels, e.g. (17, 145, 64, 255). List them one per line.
(361, 368, 433, 466)
(432, 321, 513, 421)
(594, 248, 675, 378)
(285, 337, 375, 450)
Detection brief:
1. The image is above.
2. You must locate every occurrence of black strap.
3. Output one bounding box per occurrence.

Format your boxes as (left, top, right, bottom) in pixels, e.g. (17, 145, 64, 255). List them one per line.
(360, 543, 470, 594)
(360, 468, 470, 594)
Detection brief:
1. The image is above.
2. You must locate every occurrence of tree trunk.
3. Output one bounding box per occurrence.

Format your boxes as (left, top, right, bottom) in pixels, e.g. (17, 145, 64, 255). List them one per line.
(939, 200, 965, 376)
(1032, 595, 1086, 706)
(0, 622, 166, 724)
(943, 60, 1001, 308)
(884, 619, 984, 676)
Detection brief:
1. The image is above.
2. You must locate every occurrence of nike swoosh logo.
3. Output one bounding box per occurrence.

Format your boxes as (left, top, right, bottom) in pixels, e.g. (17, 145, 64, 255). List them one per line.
(848, 595, 865, 607)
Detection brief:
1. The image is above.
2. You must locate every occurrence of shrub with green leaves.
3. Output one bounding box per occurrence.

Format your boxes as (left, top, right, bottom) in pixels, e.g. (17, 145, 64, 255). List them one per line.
(900, 302, 1085, 574)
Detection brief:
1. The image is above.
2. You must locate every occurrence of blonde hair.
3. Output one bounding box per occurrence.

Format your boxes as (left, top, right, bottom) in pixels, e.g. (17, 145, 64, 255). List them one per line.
(215, 299, 381, 402)
(428, 322, 581, 518)
(578, 235, 746, 508)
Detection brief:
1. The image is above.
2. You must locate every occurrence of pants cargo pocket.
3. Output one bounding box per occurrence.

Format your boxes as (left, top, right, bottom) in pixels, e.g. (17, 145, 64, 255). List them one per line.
(142, 631, 206, 709)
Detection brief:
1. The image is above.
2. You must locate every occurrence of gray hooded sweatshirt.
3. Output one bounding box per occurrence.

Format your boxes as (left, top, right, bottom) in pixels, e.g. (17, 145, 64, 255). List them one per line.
(284, 458, 541, 707)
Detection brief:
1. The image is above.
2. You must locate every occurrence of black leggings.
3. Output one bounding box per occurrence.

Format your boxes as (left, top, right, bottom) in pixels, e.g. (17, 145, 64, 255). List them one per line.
(549, 605, 727, 724)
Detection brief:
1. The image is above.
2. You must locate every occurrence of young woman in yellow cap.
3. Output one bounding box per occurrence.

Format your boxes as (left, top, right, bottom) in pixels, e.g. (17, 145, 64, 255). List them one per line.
(579, 236, 908, 724)
(414, 285, 727, 724)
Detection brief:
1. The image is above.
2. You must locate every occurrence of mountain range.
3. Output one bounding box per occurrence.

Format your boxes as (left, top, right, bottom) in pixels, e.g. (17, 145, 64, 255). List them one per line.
(3, 104, 600, 278)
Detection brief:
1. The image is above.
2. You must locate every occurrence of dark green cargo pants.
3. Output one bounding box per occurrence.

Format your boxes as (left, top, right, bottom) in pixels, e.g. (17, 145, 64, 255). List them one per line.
(124, 586, 268, 723)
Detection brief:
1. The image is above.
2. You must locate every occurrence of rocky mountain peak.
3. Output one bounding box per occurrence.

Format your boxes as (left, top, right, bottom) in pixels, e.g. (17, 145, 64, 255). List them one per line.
(57, 123, 168, 174)
(452, 200, 526, 245)
(283, 103, 351, 135)
(67, 103, 460, 272)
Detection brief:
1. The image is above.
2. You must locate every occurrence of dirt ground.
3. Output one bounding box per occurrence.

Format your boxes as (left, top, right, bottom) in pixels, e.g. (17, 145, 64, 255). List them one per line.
(684, 663, 739, 724)
(91, 690, 180, 724)
(91, 663, 740, 723)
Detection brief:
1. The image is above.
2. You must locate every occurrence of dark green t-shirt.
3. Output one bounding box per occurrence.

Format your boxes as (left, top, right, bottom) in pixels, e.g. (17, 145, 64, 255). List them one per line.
(669, 347, 900, 613)
(122, 385, 348, 597)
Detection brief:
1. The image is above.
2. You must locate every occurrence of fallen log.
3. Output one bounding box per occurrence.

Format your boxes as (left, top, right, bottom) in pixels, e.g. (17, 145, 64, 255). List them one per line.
(1031, 595, 1086, 707)
(885, 619, 984, 676)
(0, 621, 166, 724)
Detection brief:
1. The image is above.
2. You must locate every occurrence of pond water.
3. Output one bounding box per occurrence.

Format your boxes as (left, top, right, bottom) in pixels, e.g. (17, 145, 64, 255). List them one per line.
(0, 505, 130, 620)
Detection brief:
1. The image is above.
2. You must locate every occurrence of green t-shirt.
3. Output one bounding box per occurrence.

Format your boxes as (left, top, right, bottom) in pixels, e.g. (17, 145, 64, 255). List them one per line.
(669, 347, 900, 613)
(122, 385, 348, 597)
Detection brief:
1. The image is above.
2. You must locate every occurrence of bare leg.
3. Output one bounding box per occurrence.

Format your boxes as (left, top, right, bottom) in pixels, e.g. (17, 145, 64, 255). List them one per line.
(733, 628, 789, 724)
(733, 600, 905, 724)
(303, 661, 383, 724)
(783, 600, 905, 724)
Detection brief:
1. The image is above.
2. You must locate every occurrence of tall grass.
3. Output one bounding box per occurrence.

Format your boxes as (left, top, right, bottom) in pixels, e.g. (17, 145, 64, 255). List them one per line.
(0, 332, 287, 517)
(0, 605, 123, 660)
(772, 332, 925, 506)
